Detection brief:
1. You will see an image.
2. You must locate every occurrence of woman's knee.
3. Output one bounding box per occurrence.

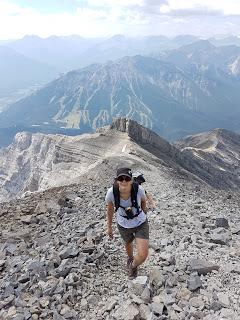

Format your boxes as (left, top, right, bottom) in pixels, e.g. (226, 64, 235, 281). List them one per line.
(138, 249, 148, 261)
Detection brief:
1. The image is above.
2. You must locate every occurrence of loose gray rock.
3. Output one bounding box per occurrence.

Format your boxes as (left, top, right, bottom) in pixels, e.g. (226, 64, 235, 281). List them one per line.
(189, 296, 205, 309)
(0, 259, 5, 271)
(176, 287, 192, 301)
(140, 286, 151, 303)
(217, 292, 230, 308)
(149, 268, 164, 288)
(113, 302, 140, 320)
(130, 276, 148, 296)
(59, 246, 79, 259)
(188, 258, 220, 275)
(187, 272, 202, 291)
(103, 297, 118, 312)
(215, 217, 229, 229)
(151, 302, 164, 315)
(210, 228, 230, 245)
(139, 304, 151, 320)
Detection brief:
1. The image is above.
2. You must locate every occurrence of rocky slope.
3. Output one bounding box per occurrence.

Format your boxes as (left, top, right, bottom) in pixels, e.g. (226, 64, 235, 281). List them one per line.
(0, 145, 240, 319)
(1, 118, 240, 203)
(175, 128, 240, 189)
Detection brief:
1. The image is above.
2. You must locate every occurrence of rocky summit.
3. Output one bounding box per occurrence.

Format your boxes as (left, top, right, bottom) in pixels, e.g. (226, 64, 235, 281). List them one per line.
(0, 118, 240, 319)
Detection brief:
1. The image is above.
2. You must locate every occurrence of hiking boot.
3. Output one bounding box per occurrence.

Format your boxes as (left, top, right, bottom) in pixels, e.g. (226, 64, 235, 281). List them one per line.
(127, 256, 133, 270)
(128, 261, 138, 279)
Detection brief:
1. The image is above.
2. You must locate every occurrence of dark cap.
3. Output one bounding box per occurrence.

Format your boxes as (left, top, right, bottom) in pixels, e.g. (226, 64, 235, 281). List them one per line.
(116, 167, 132, 179)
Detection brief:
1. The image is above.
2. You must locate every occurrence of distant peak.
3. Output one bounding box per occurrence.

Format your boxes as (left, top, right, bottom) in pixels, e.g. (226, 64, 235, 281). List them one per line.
(175, 127, 240, 150)
(181, 39, 215, 51)
(109, 34, 126, 41)
(212, 128, 240, 139)
(22, 35, 42, 40)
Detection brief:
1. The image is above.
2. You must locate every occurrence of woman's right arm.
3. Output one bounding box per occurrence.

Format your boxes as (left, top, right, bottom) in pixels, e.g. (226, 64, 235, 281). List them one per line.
(146, 192, 156, 210)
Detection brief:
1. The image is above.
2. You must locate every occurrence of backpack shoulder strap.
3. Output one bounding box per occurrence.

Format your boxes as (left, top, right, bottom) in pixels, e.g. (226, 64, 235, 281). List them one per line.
(131, 182, 140, 214)
(113, 182, 120, 212)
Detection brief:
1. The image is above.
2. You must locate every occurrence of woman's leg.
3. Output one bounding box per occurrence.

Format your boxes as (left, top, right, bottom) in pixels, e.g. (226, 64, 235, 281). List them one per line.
(132, 238, 149, 267)
(132, 219, 149, 268)
(125, 241, 134, 257)
(117, 224, 134, 258)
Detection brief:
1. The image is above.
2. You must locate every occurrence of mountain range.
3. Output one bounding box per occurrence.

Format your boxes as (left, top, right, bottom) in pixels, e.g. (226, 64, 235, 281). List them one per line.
(6, 34, 240, 72)
(1, 40, 240, 144)
(1, 34, 240, 98)
(5, 34, 199, 72)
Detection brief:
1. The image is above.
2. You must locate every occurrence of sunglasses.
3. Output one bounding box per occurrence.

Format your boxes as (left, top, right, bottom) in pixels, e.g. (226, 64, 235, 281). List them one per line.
(117, 175, 132, 182)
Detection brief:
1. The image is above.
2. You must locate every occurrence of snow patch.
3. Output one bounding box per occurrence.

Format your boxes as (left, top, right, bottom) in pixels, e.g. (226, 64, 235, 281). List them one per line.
(122, 144, 127, 152)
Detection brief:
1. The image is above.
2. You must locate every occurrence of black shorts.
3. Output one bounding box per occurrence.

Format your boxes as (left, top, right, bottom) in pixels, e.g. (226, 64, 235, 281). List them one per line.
(117, 219, 149, 243)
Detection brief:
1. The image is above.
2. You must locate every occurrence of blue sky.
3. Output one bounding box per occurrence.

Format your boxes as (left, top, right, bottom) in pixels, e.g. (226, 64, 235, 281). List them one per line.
(0, 0, 240, 39)
(6, 0, 89, 13)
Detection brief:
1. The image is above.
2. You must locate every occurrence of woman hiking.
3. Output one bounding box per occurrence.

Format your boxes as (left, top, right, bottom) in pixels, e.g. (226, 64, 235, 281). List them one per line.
(105, 167, 149, 279)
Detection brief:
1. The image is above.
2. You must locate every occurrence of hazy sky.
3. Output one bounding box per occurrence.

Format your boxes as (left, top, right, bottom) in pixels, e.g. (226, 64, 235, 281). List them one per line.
(0, 0, 240, 39)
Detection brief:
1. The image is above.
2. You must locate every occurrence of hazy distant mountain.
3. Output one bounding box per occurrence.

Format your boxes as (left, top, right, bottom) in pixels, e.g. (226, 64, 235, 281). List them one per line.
(5, 34, 240, 73)
(209, 35, 240, 47)
(6, 34, 201, 72)
(74, 35, 177, 67)
(7, 35, 101, 72)
(160, 40, 240, 72)
(172, 35, 200, 46)
(1, 52, 238, 143)
(0, 46, 58, 97)
(157, 40, 240, 115)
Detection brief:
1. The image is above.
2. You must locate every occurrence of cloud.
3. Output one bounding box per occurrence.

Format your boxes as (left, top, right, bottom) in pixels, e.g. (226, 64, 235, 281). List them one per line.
(0, 1, 115, 39)
(162, 0, 240, 17)
(130, 0, 169, 16)
(0, 0, 240, 39)
(168, 7, 224, 17)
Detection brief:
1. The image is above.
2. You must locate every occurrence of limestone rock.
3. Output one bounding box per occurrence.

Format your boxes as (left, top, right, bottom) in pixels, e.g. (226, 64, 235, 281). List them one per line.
(210, 228, 231, 245)
(188, 258, 220, 275)
(59, 246, 79, 259)
(187, 272, 202, 291)
(149, 268, 164, 287)
(150, 302, 164, 315)
(215, 217, 229, 229)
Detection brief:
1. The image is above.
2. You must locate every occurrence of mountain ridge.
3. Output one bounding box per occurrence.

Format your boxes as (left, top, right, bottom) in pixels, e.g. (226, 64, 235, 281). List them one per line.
(1, 118, 240, 203)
